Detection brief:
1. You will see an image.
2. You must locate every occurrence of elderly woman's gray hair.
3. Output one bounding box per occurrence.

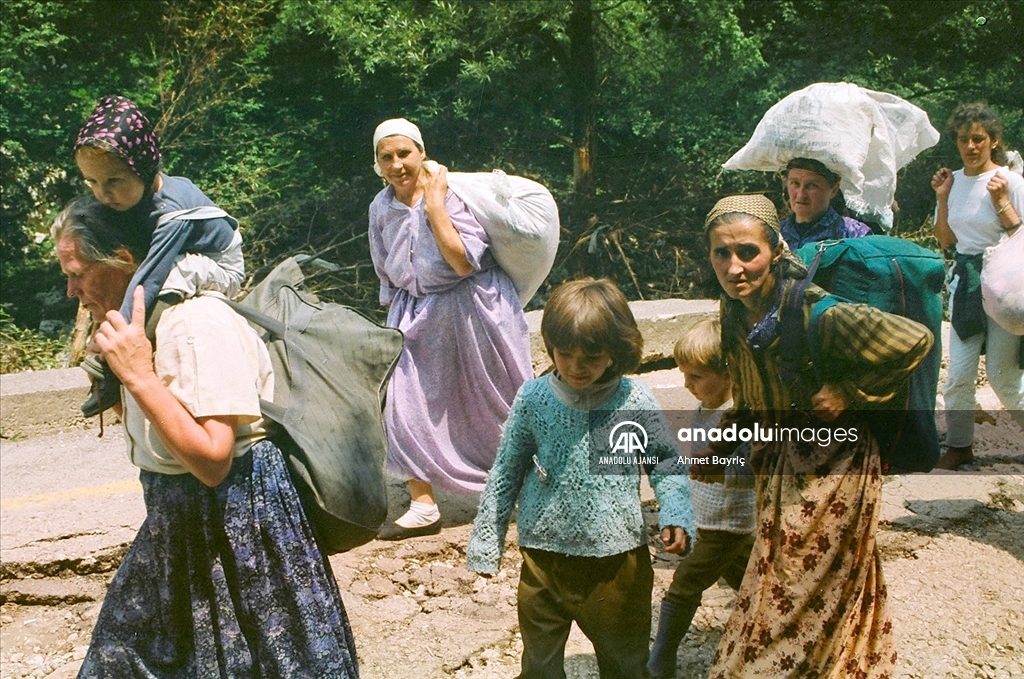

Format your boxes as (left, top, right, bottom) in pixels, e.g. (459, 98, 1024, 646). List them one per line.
(50, 196, 144, 269)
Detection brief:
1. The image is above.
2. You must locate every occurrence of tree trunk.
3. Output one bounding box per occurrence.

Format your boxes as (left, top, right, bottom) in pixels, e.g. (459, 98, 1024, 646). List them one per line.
(568, 0, 596, 200)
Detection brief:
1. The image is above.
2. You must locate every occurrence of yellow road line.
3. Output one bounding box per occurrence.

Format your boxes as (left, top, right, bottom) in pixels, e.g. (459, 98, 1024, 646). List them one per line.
(1, 480, 142, 510)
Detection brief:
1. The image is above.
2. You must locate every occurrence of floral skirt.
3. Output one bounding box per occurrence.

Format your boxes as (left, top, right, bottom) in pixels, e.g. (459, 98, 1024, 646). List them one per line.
(78, 440, 359, 678)
(709, 431, 896, 679)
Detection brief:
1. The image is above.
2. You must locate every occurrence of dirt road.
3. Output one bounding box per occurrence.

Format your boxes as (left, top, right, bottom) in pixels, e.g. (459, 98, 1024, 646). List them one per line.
(2, 370, 1022, 679)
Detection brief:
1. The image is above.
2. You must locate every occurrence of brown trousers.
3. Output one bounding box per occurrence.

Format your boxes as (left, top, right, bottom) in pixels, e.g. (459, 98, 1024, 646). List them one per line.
(664, 528, 754, 608)
(517, 546, 653, 679)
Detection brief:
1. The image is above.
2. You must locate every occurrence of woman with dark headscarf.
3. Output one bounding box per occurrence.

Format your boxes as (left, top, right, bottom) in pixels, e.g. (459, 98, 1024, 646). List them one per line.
(73, 95, 244, 417)
(780, 157, 873, 250)
(701, 194, 932, 678)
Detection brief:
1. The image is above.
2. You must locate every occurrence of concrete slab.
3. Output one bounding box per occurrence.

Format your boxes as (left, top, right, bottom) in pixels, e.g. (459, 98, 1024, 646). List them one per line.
(526, 298, 718, 374)
(0, 368, 94, 439)
(0, 428, 142, 577)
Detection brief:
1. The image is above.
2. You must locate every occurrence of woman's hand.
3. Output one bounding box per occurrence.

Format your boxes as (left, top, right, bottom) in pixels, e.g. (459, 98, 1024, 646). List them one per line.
(94, 286, 237, 487)
(811, 384, 847, 422)
(987, 171, 1010, 208)
(931, 167, 953, 199)
(93, 286, 156, 389)
(931, 167, 957, 249)
(422, 162, 474, 276)
(423, 162, 449, 209)
(660, 526, 689, 555)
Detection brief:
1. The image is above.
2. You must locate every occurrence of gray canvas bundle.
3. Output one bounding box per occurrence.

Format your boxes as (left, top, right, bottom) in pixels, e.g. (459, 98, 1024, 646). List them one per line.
(225, 257, 404, 553)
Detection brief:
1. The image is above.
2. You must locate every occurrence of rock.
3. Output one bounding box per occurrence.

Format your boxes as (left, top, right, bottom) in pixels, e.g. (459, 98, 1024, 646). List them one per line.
(330, 565, 357, 590)
(421, 596, 452, 613)
(43, 661, 82, 679)
(393, 536, 447, 560)
(368, 595, 422, 622)
(375, 557, 406, 574)
(347, 580, 374, 598)
(471, 590, 502, 607)
(365, 575, 399, 598)
(450, 565, 478, 585)
(425, 563, 461, 596)
(0, 578, 105, 606)
(407, 565, 433, 588)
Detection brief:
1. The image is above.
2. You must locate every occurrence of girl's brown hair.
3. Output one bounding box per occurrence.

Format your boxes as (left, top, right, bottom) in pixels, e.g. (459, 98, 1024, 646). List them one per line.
(541, 278, 643, 378)
(948, 102, 1008, 166)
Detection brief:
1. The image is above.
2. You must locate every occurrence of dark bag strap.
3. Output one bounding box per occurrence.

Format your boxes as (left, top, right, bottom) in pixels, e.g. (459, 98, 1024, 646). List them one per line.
(779, 249, 824, 397)
(779, 247, 844, 406)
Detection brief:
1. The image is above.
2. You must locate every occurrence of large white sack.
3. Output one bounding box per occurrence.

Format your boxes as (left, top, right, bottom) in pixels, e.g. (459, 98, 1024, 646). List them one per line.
(982, 225, 1024, 335)
(723, 82, 940, 231)
(425, 160, 559, 306)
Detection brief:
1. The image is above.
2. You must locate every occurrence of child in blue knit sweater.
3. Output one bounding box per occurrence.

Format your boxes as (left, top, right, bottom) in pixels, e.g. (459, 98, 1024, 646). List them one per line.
(467, 277, 694, 679)
(647, 318, 755, 679)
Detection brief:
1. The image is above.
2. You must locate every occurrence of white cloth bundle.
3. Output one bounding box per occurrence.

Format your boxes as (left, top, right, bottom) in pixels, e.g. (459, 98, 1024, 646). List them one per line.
(982, 225, 1024, 335)
(723, 82, 940, 231)
(426, 160, 559, 305)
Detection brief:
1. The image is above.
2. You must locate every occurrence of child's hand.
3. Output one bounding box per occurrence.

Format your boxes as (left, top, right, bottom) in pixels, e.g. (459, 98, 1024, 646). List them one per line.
(660, 526, 689, 554)
(689, 448, 725, 483)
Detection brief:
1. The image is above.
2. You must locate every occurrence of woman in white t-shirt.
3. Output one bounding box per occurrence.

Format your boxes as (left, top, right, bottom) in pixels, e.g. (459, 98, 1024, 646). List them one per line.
(932, 102, 1024, 470)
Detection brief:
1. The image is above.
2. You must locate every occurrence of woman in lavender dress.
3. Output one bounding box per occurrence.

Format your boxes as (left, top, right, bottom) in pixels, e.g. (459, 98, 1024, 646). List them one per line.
(368, 118, 533, 540)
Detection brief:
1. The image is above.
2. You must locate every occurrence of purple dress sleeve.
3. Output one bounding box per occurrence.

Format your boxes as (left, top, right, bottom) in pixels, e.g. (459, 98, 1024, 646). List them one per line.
(444, 190, 490, 273)
(368, 193, 399, 305)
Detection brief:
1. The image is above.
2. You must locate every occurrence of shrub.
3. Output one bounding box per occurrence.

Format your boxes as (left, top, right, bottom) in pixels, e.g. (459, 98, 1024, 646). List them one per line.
(0, 307, 69, 374)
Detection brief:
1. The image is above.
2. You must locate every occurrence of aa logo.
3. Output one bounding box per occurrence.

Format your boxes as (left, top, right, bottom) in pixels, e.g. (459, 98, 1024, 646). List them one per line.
(608, 420, 648, 455)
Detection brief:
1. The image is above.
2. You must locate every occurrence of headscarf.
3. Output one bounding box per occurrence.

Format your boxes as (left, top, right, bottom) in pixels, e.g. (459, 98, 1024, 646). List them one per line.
(704, 194, 808, 279)
(372, 118, 425, 177)
(705, 194, 803, 358)
(74, 96, 162, 187)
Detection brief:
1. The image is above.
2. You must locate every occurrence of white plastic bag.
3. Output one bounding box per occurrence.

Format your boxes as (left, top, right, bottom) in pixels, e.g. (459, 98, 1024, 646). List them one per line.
(982, 225, 1024, 335)
(425, 160, 559, 306)
(723, 82, 940, 231)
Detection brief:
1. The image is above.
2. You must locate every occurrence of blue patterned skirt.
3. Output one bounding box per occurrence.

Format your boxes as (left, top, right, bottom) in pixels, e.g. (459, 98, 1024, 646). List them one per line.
(78, 440, 359, 678)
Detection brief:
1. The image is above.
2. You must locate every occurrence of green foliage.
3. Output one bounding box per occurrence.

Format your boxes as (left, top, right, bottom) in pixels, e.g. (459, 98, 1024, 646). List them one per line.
(2, 0, 1022, 330)
(0, 306, 67, 373)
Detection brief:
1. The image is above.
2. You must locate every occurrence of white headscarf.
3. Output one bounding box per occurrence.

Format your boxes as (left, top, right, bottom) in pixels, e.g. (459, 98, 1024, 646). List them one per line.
(372, 118, 425, 177)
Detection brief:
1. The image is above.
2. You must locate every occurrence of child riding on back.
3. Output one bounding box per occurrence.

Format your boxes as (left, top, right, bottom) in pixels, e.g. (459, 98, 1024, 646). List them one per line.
(467, 277, 694, 679)
(73, 95, 244, 417)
